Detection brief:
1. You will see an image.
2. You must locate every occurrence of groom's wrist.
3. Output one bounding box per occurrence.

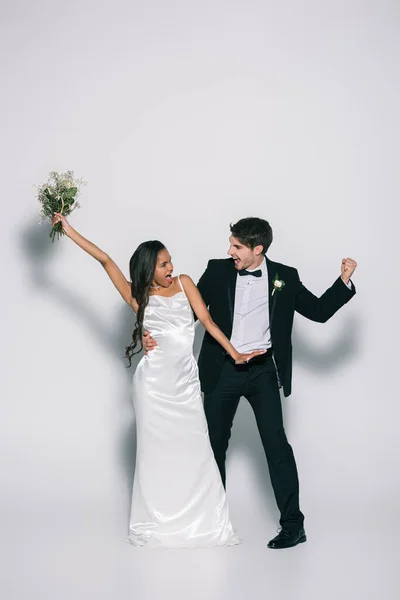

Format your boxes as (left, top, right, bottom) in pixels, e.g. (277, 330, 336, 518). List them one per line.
(341, 276, 352, 288)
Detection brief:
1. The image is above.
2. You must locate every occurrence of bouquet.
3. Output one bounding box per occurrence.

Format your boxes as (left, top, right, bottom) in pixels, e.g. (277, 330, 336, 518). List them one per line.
(37, 171, 85, 241)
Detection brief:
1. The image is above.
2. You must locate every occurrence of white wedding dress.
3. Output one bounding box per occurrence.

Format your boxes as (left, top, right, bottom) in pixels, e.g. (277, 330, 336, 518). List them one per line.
(127, 277, 239, 548)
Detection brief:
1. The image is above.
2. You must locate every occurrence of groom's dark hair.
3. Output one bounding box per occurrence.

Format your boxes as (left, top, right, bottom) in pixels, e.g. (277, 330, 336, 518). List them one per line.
(230, 217, 273, 255)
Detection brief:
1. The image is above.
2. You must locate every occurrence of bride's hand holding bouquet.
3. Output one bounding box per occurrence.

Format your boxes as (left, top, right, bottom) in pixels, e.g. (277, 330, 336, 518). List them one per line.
(36, 170, 85, 242)
(52, 212, 72, 237)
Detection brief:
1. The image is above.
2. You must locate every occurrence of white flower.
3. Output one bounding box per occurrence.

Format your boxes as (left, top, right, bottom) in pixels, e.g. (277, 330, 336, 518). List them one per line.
(63, 180, 72, 189)
(272, 274, 285, 296)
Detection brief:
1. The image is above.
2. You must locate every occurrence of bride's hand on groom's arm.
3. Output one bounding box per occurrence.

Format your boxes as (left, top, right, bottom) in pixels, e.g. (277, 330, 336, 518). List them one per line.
(143, 330, 157, 353)
(233, 350, 267, 364)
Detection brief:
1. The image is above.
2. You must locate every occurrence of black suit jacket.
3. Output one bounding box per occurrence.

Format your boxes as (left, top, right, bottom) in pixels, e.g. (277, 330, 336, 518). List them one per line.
(197, 257, 356, 397)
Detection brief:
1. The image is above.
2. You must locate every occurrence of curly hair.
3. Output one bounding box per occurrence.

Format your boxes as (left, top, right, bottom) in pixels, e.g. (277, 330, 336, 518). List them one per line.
(124, 240, 166, 366)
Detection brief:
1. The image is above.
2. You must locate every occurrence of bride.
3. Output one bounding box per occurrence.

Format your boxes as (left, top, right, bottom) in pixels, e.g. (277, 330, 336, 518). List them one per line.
(52, 212, 265, 547)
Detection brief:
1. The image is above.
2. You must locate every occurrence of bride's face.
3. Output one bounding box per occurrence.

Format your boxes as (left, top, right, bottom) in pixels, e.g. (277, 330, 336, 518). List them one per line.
(153, 249, 174, 287)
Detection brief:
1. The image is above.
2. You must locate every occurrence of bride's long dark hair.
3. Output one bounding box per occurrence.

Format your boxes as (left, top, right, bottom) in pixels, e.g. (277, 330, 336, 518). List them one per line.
(125, 240, 166, 366)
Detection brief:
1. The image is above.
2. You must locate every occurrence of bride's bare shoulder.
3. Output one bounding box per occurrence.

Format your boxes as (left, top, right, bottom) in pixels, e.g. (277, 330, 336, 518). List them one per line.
(178, 274, 194, 283)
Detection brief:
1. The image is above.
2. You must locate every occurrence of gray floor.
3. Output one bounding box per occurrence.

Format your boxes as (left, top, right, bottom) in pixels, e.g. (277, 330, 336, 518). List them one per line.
(2, 507, 398, 600)
(3, 387, 398, 600)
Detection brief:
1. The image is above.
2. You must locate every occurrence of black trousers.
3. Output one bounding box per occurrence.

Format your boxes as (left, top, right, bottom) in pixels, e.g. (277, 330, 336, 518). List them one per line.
(204, 355, 304, 531)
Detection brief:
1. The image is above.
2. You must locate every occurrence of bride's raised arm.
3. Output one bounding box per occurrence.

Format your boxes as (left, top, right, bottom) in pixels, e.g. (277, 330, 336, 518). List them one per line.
(52, 212, 138, 312)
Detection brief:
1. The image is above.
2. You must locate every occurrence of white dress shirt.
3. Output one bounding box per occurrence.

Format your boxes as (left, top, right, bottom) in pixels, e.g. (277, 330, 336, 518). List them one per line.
(230, 260, 271, 354)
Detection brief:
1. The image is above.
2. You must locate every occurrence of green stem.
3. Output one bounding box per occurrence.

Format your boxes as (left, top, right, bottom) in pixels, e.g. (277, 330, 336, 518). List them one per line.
(49, 220, 64, 242)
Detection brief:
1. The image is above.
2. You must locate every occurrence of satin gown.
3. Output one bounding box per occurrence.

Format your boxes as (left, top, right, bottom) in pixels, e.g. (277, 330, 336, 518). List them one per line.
(127, 278, 239, 548)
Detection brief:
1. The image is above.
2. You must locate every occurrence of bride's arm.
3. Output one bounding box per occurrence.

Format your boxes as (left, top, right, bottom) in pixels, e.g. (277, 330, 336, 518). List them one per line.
(179, 274, 265, 364)
(52, 213, 138, 311)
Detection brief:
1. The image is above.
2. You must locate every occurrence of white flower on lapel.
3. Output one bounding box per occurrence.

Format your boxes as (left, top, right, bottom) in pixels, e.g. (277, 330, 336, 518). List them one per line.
(272, 273, 285, 296)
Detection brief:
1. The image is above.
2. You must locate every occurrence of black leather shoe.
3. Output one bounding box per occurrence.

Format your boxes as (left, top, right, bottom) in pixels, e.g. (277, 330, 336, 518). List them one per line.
(267, 527, 307, 549)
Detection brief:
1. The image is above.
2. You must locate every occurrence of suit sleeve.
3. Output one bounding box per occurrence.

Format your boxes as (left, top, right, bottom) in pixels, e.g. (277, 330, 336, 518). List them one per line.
(197, 260, 214, 308)
(294, 270, 356, 323)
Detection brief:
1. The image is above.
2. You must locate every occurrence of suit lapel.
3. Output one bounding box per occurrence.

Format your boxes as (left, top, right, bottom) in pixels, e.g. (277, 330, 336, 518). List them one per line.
(266, 257, 277, 326)
(226, 259, 237, 326)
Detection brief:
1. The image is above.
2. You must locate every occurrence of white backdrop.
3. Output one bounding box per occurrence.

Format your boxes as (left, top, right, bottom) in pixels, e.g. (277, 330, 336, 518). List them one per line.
(1, 1, 398, 599)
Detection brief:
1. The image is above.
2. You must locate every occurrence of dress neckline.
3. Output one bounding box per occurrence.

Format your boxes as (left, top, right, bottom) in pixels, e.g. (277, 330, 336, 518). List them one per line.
(149, 291, 185, 300)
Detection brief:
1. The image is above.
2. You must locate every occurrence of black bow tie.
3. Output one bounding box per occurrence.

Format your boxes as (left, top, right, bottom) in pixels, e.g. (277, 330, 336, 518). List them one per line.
(238, 269, 262, 278)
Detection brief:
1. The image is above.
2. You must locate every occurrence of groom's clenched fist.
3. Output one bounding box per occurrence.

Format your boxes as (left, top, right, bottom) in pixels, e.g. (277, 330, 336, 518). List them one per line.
(341, 258, 358, 284)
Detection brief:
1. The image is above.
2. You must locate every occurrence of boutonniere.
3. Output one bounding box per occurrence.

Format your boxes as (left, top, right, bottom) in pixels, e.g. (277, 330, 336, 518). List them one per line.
(272, 273, 285, 296)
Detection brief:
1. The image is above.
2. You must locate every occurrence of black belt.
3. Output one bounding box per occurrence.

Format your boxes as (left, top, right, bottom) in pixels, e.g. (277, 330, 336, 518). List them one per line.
(226, 347, 273, 366)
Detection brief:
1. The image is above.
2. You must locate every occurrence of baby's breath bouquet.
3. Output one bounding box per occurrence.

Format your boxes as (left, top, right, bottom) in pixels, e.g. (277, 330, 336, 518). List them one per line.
(37, 171, 85, 241)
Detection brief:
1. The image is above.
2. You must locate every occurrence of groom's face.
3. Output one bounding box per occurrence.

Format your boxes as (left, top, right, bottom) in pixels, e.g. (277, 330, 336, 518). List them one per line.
(228, 235, 263, 271)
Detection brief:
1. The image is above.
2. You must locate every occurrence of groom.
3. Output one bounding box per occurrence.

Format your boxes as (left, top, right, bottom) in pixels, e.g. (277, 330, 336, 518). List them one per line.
(144, 217, 357, 549)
